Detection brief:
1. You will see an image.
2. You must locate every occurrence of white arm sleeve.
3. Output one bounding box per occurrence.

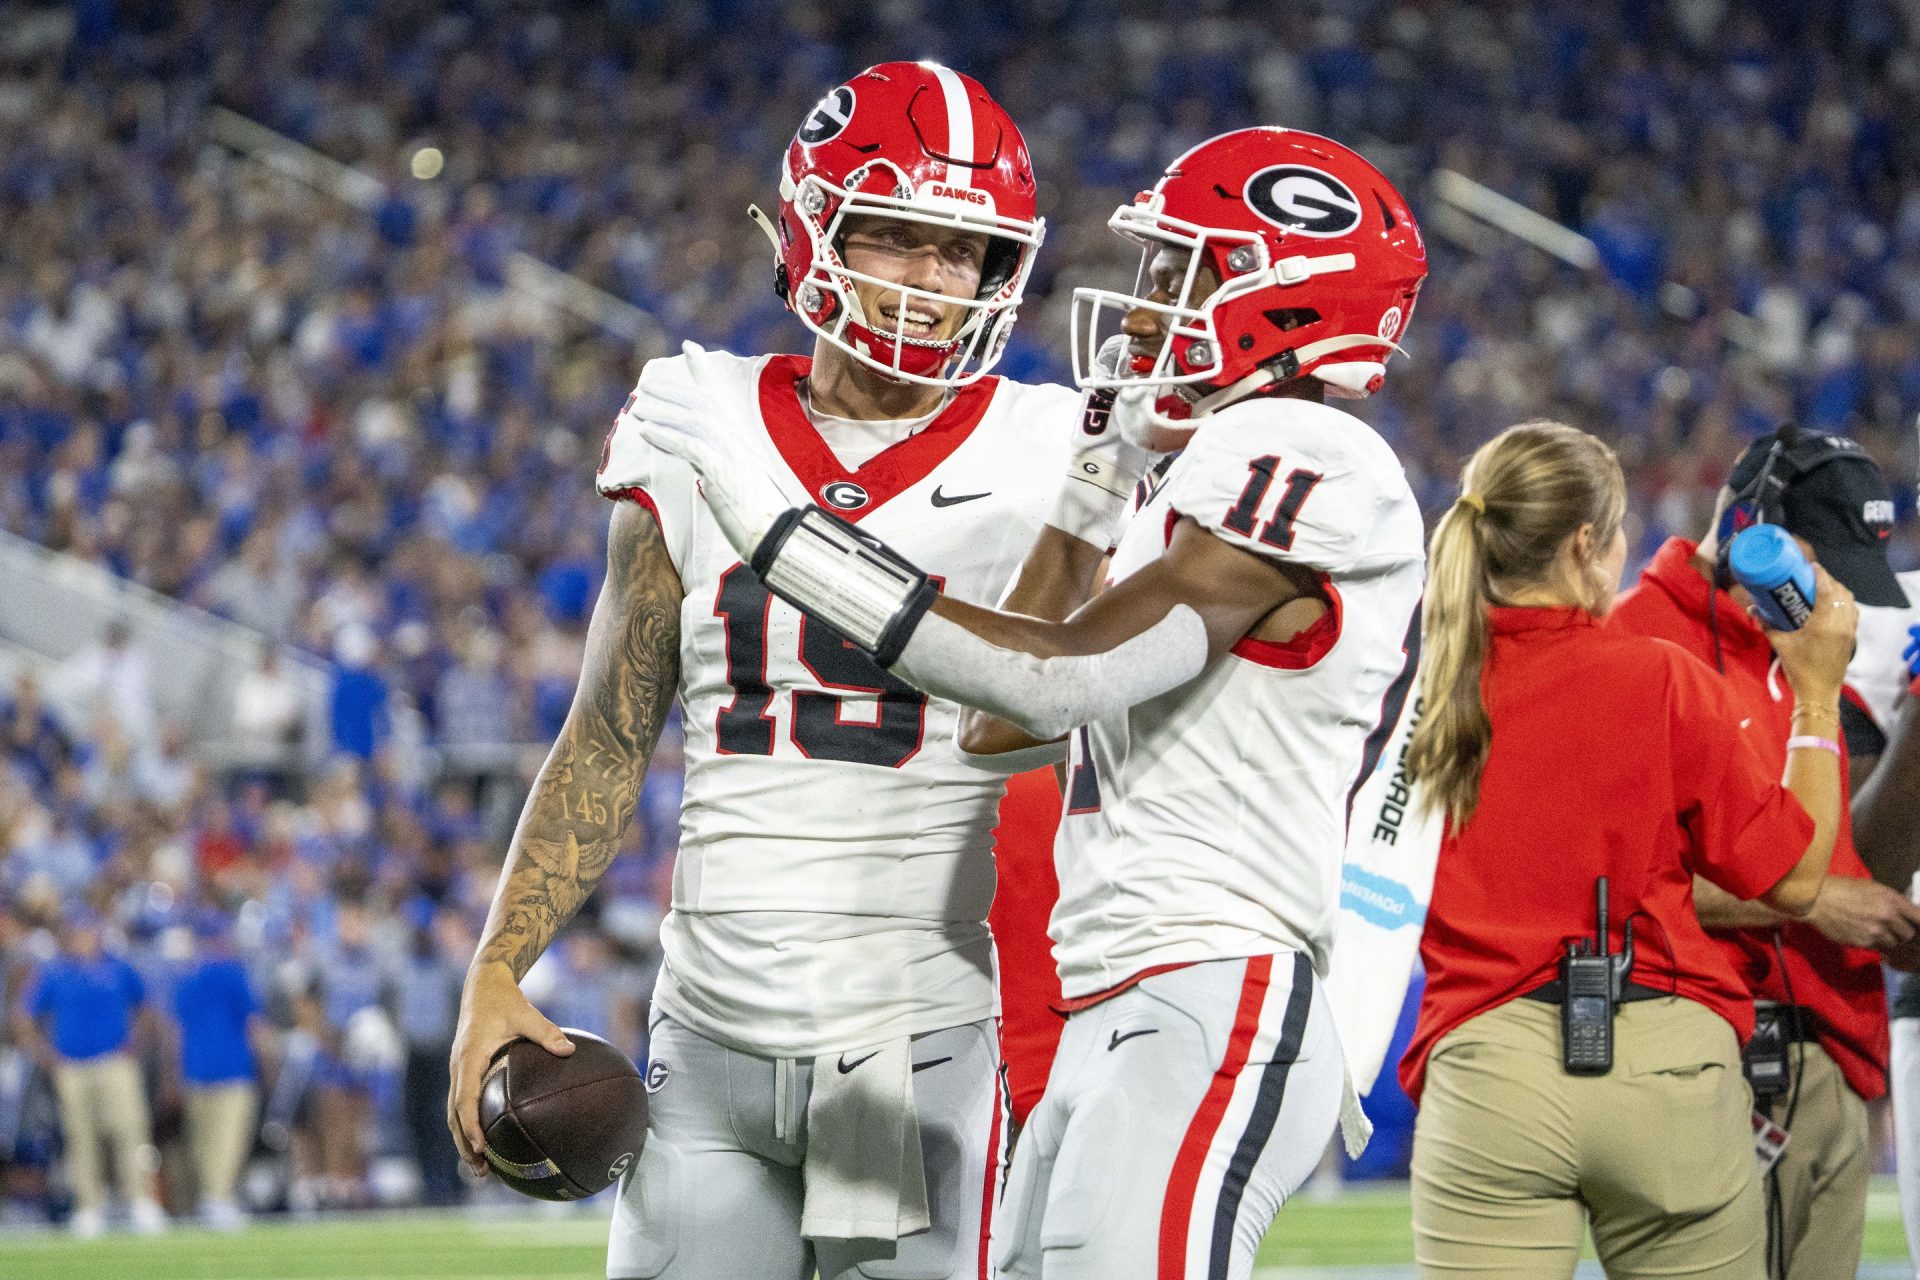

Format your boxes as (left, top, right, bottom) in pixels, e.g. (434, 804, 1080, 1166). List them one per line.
(892, 606, 1210, 741)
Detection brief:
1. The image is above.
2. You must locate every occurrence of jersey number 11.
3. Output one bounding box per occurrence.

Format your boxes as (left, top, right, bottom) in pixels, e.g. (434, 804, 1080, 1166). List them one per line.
(1222, 455, 1322, 551)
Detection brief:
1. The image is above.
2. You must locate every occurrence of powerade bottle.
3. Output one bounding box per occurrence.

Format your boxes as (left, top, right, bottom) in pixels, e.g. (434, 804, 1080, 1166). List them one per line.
(1728, 523, 1817, 631)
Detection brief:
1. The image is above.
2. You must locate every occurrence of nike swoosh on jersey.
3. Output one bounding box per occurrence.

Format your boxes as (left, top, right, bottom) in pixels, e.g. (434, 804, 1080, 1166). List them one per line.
(930, 486, 991, 507)
(911, 1056, 953, 1073)
(837, 1051, 880, 1074)
(1107, 1028, 1159, 1051)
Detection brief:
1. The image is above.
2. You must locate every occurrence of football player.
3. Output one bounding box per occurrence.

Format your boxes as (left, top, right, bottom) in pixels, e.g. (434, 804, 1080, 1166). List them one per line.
(633, 127, 1428, 1279)
(1851, 569, 1920, 1279)
(1843, 426, 1920, 1273)
(447, 63, 1101, 1280)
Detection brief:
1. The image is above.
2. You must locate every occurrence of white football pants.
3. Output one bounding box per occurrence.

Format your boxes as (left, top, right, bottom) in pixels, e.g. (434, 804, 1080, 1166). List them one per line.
(992, 952, 1341, 1280)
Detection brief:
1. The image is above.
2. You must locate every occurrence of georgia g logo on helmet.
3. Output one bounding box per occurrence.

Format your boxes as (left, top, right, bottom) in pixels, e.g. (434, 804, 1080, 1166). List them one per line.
(797, 86, 856, 146)
(1244, 165, 1364, 238)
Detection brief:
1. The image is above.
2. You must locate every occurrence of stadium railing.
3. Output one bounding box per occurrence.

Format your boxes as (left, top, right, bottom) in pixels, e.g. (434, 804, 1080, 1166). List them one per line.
(0, 528, 330, 763)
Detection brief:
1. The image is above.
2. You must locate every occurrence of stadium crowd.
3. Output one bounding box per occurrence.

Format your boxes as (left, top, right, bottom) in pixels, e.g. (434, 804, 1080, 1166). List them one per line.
(2, 0, 1919, 1232)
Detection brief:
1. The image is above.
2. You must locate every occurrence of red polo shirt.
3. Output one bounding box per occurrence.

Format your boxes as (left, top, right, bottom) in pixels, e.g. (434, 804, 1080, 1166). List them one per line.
(1401, 605, 1811, 1103)
(1607, 538, 1889, 1102)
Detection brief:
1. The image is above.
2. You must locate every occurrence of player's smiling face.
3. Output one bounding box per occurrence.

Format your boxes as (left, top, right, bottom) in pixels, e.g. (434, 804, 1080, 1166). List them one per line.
(1122, 245, 1223, 365)
(839, 214, 988, 344)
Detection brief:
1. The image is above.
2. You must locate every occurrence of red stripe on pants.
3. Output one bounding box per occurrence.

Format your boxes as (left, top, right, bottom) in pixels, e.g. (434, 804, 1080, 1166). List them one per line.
(978, 1070, 1004, 1280)
(1156, 956, 1274, 1280)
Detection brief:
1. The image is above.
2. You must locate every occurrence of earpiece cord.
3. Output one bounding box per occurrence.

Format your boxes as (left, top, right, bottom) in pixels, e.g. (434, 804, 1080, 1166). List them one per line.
(1621, 909, 1678, 997)
(1763, 928, 1803, 1280)
(1709, 580, 1725, 675)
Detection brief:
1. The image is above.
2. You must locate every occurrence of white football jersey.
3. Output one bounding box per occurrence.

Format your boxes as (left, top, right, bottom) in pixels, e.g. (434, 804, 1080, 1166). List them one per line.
(597, 350, 1078, 1057)
(1049, 397, 1425, 999)
(1847, 568, 1920, 730)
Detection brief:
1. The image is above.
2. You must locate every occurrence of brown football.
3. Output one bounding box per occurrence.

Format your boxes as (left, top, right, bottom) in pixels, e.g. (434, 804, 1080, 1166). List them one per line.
(478, 1029, 648, 1201)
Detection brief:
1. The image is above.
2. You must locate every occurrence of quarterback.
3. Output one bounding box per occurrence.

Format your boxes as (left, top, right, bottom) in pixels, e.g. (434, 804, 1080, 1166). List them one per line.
(636, 127, 1429, 1279)
(448, 63, 1088, 1280)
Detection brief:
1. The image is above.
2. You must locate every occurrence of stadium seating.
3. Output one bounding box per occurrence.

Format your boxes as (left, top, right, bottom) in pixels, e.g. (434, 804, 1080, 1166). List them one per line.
(0, 0, 1916, 1226)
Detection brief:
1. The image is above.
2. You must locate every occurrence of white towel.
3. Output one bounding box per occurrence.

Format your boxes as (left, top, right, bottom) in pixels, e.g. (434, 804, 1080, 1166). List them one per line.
(801, 1036, 929, 1241)
(1326, 667, 1442, 1156)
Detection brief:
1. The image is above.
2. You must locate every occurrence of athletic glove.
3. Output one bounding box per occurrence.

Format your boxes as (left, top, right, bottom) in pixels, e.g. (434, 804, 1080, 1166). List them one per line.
(631, 341, 795, 561)
(1047, 336, 1156, 551)
(1905, 621, 1920, 697)
(635, 344, 938, 661)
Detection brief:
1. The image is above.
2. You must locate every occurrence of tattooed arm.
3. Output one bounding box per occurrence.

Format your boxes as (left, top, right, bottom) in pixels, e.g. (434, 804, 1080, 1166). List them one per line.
(447, 500, 682, 1173)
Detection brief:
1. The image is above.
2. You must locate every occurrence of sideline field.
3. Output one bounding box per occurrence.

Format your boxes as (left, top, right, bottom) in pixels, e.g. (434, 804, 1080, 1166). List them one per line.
(0, 1181, 1911, 1279)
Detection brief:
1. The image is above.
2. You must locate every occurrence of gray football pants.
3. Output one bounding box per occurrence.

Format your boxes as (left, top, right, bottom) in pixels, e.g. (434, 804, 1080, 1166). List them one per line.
(608, 1014, 1003, 1280)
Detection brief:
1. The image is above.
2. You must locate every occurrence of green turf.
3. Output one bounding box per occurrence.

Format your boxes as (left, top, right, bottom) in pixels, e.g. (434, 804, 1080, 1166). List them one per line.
(0, 1181, 1908, 1278)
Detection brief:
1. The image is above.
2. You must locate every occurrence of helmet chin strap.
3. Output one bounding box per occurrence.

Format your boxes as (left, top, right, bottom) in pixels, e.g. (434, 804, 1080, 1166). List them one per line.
(1191, 333, 1407, 414)
(1313, 362, 1388, 398)
(1126, 332, 1408, 444)
(748, 204, 782, 253)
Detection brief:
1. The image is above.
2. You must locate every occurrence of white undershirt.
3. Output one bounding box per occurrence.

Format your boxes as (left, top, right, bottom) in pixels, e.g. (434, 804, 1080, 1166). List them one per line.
(801, 383, 950, 470)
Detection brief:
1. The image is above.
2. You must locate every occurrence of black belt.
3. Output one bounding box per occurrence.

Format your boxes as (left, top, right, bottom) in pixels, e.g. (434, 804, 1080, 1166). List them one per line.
(1523, 979, 1671, 1006)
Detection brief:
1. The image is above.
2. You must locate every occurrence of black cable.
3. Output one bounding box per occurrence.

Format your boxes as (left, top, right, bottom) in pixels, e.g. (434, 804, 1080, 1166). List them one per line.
(1767, 1167, 1784, 1279)
(1622, 908, 1679, 997)
(1708, 578, 1725, 674)
(1762, 929, 1804, 1280)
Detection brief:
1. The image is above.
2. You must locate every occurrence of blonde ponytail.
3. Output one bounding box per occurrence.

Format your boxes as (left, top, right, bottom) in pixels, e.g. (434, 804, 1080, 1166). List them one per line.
(1407, 421, 1626, 828)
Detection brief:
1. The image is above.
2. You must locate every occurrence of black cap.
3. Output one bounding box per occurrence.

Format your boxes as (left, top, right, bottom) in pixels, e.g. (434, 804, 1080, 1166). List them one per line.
(1726, 427, 1909, 608)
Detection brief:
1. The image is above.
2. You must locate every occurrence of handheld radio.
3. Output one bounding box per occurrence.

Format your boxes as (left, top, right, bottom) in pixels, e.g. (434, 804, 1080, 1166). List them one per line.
(1559, 877, 1635, 1075)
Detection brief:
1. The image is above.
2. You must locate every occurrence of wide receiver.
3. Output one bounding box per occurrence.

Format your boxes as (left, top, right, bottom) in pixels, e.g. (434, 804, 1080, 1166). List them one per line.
(636, 128, 1429, 1279)
(447, 63, 1096, 1280)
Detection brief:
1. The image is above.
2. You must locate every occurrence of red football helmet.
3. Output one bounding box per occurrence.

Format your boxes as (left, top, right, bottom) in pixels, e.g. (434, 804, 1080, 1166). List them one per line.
(752, 62, 1044, 387)
(1071, 127, 1426, 422)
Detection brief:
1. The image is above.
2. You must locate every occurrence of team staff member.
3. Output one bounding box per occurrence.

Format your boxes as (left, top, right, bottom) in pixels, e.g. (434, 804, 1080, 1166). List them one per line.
(169, 910, 272, 1231)
(1402, 422, 1856, 1279)
(1610, 427, 1911, 1280)
(14, 910, 170, 1237)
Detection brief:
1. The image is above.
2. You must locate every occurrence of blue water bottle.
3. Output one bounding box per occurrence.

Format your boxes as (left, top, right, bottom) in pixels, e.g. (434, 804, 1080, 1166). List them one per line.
(1728, 524, 1817, 631)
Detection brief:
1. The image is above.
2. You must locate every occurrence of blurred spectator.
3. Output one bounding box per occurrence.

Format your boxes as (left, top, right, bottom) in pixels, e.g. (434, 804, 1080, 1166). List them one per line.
(386, 901, 468, 1206)
(525, 928, 641, 1064)
(327, 625, 389, 762)
(168, 910, 269, 1231)
(435, 625, 518, 751)
(14, 911, 166, 1236)
(133, 722, 200, 819)
(204, 527, 304, 641)
(80, 719, 139, 815)
(229, 643, 308, 773)
(7, 806, 99, 904)
(0, 673, 72, 791)
(22, 271, 116, 387)
(302, 900, 386, 1209)
(49, 621, 155, 750)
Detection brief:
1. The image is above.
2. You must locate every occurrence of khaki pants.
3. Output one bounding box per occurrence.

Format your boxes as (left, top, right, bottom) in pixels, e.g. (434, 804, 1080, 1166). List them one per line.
(1756, 1040, 1869, 1280)
(1411, 997, 1762, 1279)
(52, 1053, 154, 1213)
(185, 1082, 256, 1205)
